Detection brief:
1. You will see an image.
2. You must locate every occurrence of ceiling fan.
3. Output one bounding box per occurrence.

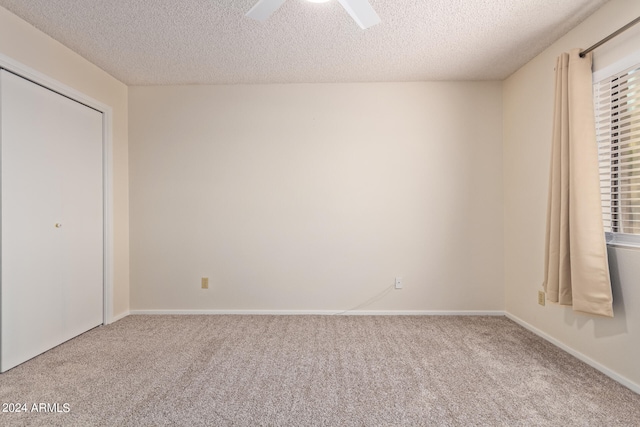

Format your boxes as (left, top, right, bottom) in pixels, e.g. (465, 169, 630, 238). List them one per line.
(246, 0, 381, 29)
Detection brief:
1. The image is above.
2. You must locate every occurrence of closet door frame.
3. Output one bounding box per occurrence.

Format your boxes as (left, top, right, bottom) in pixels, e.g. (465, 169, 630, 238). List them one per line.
(0, 53, 115, 326)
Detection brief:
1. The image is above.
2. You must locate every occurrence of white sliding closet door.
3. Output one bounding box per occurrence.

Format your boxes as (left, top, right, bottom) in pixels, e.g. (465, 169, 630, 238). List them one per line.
(0, 70, 104, 372)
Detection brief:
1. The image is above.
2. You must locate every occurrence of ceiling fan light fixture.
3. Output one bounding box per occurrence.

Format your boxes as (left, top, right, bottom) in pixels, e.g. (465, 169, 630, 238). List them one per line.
(246, 0, 380, 29)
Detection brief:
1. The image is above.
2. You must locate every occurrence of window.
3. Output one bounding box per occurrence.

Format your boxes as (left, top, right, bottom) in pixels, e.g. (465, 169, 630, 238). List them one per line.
(594, 60, 640, 246)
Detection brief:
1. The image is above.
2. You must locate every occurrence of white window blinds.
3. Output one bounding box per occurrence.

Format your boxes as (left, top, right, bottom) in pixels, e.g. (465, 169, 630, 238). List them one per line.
(595, 62, 640, 235)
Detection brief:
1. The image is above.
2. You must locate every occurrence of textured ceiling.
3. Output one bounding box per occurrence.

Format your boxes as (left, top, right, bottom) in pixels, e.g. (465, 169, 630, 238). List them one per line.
(0, 0, 610, 85)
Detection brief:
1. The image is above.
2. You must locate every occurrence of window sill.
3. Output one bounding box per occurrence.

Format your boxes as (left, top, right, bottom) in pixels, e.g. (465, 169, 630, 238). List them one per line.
(605, 232, 640, 250)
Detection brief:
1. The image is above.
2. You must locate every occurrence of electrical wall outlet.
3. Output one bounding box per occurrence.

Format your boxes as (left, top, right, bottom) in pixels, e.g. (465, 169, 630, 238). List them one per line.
(201, 277, 209, 289)
(538, 290, 545, 306)
(395, 277, 403, 289)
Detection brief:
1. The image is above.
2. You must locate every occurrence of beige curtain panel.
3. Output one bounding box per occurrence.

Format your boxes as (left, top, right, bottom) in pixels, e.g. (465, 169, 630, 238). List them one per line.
(542, 48, 613, 317)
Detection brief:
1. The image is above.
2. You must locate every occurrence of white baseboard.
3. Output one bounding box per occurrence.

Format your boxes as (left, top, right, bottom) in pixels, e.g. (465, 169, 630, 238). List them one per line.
(129, 309, 505, 316)
(109, 311, 130, 323)
(505, 312, 640, 395)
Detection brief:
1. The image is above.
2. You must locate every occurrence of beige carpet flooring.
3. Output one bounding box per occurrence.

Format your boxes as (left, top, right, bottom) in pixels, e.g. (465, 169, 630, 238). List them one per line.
(0, 315, 638, 426)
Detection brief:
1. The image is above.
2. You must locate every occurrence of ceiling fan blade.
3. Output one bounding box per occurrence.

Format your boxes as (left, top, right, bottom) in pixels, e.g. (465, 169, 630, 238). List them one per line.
(336, 0, 380, 29)
(246, 0, 288, 22)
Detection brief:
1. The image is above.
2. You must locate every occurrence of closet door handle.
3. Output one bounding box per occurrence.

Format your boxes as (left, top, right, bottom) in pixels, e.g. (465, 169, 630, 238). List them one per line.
(55, 223, 62, 228)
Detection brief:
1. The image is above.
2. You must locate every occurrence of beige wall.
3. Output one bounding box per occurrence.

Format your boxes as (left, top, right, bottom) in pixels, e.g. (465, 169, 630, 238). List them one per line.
(0, 6, 130, 319)
(129, 82, 504, 312)
(503, 0, 640, 389)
